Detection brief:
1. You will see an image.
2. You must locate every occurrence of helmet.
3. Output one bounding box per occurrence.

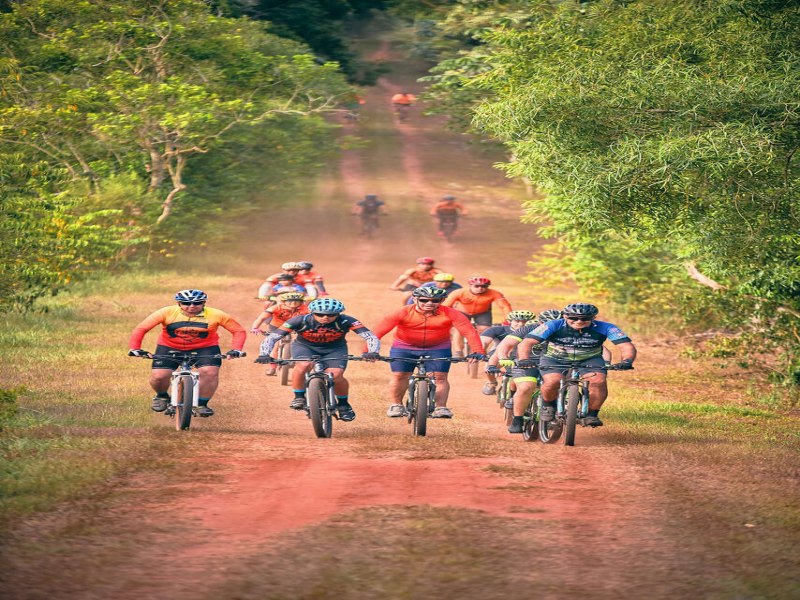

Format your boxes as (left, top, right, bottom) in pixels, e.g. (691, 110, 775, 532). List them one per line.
(507, 310, 536, 322)
(365, 194, 378, 201)
(412, 286, 449, 299)
(276, 273, 295, 281)
(433, 272, 455, 282)
(442, 195, 456, 201)
(562, 302, 599, 318)
(416, 257, 435, 265)
(308, 298, 345, 314)
(468, 276, 491, 286)
(538, 309, 562, 322)
(175, 289, 207, 303)
(297, 261, 313, 270)
(278, 291, 305, 302)
(281, 262, 302, 271)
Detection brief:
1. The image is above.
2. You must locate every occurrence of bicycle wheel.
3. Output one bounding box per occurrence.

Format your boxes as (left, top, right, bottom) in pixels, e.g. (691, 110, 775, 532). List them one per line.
(175, 375, 193, 431)
(441, 218, 456, 242)
(564, 385, 580, 446)
(522, 391, 539, 442)
(279, 341, 291, 386)
(538, 396, 563, 444)
(307, 378, 332, 438)
(498, 378, 513, 426)
(412, 379, 429, 437)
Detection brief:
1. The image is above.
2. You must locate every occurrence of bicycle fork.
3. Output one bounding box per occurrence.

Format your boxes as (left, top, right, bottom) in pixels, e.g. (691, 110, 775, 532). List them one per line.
(168, 369, 199, 415)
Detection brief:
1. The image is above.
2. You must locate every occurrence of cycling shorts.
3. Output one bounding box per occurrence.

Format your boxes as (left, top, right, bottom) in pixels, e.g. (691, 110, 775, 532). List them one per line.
(538, 355, 606, 375)
(151, 345, 222, 370)
(460, 310, 492, 327)
(389, 347, 452, 373)
(291, 342, 349, 370)
(510, 366, 540, 380)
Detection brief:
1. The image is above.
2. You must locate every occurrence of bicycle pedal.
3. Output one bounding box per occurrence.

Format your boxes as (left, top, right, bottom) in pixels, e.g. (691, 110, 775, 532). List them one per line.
(164, 407, 176, 416)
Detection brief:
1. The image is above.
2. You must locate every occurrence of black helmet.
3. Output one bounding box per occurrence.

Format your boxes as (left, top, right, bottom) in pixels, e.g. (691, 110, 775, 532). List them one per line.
(411, 286, 448, 300)
(538, 308, 562, 322)
(562, 303, 598, 318)
(365, 194, 378, 201)
(442, 194, 456, 201)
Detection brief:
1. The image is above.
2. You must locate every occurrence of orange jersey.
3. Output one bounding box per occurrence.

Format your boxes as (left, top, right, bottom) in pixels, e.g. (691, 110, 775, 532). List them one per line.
(442, 289, 512, 317)
(399, 266, 441, 285)
(296, 270, 323, 284)
(267, 302, 309, 327)
(129, 306, 247, 351)
(430, 201, 466, 216)
(391, 93, 416, 105)
(372, 305, 482, 350)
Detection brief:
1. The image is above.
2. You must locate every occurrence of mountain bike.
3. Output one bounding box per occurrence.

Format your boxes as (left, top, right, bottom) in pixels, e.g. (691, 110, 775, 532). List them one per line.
(134, 350, 240, 431)
(521, 387, 542, 443)
(360, 213, 380, 239)
(495, 367, 515, 427)
(393, 103, 411, 123)
(439, 215, 458, 242)
(277, 336, 292, 386)
(538, 361, 628, 446)
(275, 355, 365, 438)
(380, 355, 468, 437)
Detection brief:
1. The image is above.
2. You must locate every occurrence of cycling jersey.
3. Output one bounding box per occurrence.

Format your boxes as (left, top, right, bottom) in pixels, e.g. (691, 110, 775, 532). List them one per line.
(430, 201, 466, 216)
(129, 306, 246, 351)
(391, 93, 416, 105)
(481, 324, 513, 343)
(260, 313, 379, 356)
(506, 323, 546, 360)
(442, 288, 512, 317)
(357, 199, 385, 214)
(264, 272, 299, 285)
(372, 304, 482, 350)
(266, 302, 309, 328)
(296, 270, 324, 285)
(398, 266, 441, 286)
(525, 319, 631, 361)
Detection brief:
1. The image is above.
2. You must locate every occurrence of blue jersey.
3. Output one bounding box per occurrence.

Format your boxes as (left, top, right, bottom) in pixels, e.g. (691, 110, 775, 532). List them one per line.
(525, 319, 631, 361)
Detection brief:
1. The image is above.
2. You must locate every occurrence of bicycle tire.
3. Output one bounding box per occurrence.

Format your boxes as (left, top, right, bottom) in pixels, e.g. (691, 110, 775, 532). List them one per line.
(176, 375, 193, 431)
(279, 341, 291, 386)
(441, 218, 456, 242)
(538, 395, 563, 444)
(412, 379, 429, 437)
(307, 378, 332, 438)
(522, 391, 539, 442)
(564, 385, 580, 446)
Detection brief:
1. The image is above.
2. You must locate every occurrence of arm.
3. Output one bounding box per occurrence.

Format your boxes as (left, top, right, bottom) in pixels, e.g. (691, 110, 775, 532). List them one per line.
(355, 329, 381, 353)
(616, 341, 637, 363)
(250, 310, 273, 332)
(257, 281, 273, 300)
(221, 316, 247, 351)
(441, 289, 460, 308)
(128, 309, 165, 349)
(259, 328, 289, 357)
(389, 272, 409, 290)
(450, 311, 483, 353)
(516, 337, 543, 361)
(494, 293, 512, 317)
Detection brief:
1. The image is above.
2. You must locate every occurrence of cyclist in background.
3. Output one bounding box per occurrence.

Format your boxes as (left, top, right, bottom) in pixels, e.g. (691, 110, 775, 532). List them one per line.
(295, 261, 327, 298)
(128, 289, 246, 417)
(353, 194, 387, 234)
(515, 303, 636, 428)
(479, 310, 536, 396)
(370, 286, 485, 420)
(255, 298, 380, 422)
(442, 276, 512, 356)
(389, 257, 442, 304)
(250, 291, 309, 376)
(391, 90, 416, 121)
(404, 272, 462, 304)
(258, 262, 305, 300)
(430, 195, 467, 237)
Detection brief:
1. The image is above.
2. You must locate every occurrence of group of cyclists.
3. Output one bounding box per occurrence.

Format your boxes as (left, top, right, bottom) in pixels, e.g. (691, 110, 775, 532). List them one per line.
(128, 257, 637, 433)
(352, 193, 467, 239)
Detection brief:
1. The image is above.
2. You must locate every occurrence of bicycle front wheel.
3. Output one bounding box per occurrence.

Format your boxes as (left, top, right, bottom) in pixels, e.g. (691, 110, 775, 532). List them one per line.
(175, 375, 193, 431)
(522, 392, 539, 442)
(412, 379, 429, 437)
(307, 378, 332, 438)
(498, 378, 513, 426)
(538, 395, 563, 444)
(564, 385, 580, 446)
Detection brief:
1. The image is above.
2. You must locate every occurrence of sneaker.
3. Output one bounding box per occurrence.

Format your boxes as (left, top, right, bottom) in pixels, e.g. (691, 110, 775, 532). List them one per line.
(151, 396, 169, 412)
(539, 405, 556, 422)
(386, 403, 407, 418)
(431, 406, 453, 419)
(581, 415, 604, 427)
(508, 417, 524, 434)
(503, 399, 514, 410)
(337, 403, 356, 422)
(290, 397, 307, 410)
(481, 382, 497, 396)
(195, 405, 214, 417)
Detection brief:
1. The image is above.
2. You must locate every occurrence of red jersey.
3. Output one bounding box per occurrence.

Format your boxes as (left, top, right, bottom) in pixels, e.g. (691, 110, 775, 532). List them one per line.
(372, 305, 482, 350)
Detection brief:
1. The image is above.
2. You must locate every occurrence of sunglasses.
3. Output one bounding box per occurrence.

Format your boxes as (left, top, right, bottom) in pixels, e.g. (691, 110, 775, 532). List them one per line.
(471, 284, 489, 288)
(179, 301, 205, 306)
(566, 316, 592, 322)
(417, 298, 443, 304)
(313, 312, 337, 317)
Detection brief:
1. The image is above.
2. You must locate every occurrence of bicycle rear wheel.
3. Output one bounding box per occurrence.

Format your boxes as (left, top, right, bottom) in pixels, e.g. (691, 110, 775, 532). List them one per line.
(522, 392, 539, 442)
(564, 385, 580, 446)
(279, 341, 291, 386)
(498, 377, 513, 426)
(412, 380, 429, 437)
(175, 375, 193, 431)
(307, 378, 332, 438)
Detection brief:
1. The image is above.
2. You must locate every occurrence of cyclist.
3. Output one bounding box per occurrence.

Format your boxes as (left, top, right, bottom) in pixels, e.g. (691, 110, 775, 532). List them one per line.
(370, 286, 486, 419)
(515, 303, 636, 427)
(389, 257, 442, 304)
(391, 90, 416, 121)
(353, 194, 387, 235)
(489, 308, 561, 433)
(255, 298, 380, 422)
(250, 291, 309, 376)
(294, 261, 327, 298)
(479, 310, 536, 396)
(257, 262, 305, 300)
(430, 195, 467, 237)
(404, 272, 462, 304)
(442, 276, 512, 355)
(128, 289, 246, 417)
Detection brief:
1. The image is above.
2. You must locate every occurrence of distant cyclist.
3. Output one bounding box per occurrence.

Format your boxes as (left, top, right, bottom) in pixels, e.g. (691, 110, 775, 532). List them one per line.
(295, 261, 327, 298)
(515, 303, 636, 427)
(404, 272, 462, 304)
(250, 291, 309, 376)
(430, 195, 467, 237)
(257, 262, 305, 300)
(353, 194, 387, 235)
(391, 90, 416, 122)
(479, 310, 536, 396)
(128, 289, 246, 417)
(371, 286, 485, 420)
(389, 257, 442, 304)
(442, 276, 512, 355)
(255, 298, 380, 422)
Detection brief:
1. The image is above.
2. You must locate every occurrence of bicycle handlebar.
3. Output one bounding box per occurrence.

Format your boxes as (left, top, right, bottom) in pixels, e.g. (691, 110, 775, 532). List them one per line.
(131, 351, 246, 361)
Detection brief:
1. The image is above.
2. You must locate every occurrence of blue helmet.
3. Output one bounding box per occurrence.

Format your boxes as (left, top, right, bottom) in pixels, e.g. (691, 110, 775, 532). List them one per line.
(308, 298, 345, 314)
(175, 289, 207, 303)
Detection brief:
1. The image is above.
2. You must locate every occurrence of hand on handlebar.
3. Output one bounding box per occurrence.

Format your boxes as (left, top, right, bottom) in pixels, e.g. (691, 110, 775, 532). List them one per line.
(250, 328, 264, 335)
(361, 352, 381, 362)
(466, 352, 487, 362)
(128, 349, 151, 358)
(254, 355, 271, 364)
(485, 365, 501, 375)
(611, 360, 634, 370)
(515, 358, 537, 369)
(226, 349, 246, 359)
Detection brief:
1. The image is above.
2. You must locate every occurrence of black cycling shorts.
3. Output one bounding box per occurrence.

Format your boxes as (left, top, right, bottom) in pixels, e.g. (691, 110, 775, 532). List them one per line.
(151, 345, 222, 370)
